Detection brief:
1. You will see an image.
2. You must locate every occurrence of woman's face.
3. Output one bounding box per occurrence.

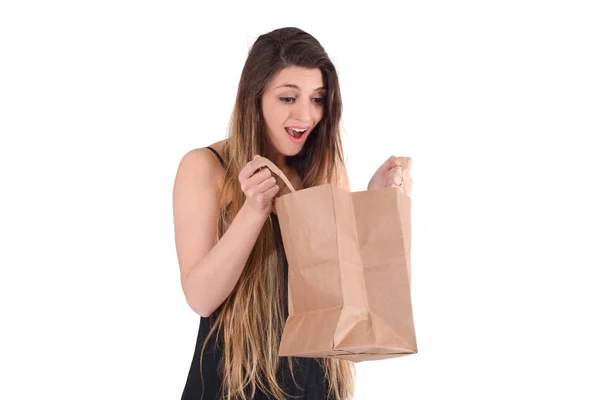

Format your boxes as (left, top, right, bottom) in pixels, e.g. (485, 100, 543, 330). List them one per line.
(261, 66, 326, 157)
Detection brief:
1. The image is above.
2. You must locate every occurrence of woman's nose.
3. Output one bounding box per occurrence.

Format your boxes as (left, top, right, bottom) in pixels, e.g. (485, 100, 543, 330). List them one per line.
(291, 100, 311, 121)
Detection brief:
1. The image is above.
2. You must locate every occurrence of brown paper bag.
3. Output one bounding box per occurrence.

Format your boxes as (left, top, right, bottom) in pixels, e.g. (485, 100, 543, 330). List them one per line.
(261, 157, 417, 362)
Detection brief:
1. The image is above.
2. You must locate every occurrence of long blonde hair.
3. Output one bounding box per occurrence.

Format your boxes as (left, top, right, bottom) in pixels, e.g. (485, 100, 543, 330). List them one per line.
(200, 27, 355, 400)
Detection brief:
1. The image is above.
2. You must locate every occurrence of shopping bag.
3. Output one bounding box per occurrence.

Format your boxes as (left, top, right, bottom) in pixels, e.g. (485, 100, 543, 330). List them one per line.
(261, 157, 417, 362)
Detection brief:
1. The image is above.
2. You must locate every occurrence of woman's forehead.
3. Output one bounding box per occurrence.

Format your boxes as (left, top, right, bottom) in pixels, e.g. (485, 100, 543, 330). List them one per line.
(269, 66, 324, 91)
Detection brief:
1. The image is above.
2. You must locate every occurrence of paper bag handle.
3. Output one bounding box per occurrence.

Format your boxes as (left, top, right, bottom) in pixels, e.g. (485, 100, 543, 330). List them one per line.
(258, 156, 296, 193)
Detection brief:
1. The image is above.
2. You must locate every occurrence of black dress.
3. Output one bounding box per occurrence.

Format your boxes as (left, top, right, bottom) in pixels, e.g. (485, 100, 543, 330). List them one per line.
(180, 147, 330, 400)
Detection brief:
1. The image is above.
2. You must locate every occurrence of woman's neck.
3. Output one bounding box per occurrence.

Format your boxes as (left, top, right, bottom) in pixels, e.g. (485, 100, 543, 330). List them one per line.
(265, 148, 292, 175)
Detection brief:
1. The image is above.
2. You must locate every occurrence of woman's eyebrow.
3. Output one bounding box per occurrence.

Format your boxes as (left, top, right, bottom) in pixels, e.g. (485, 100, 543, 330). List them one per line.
(275, 84, 326, 92)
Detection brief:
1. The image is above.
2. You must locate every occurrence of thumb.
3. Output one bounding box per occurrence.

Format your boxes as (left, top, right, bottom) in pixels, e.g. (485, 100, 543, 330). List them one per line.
(397, 157, 412, 171)
(378, 155, 402, 173)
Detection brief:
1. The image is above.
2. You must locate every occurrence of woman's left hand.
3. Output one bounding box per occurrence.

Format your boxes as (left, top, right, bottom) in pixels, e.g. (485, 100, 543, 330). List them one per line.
(367, 156, 413, 195)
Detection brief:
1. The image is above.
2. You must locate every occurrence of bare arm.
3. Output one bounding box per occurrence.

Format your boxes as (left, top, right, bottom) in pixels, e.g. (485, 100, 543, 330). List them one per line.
(173, 149, 277, 317)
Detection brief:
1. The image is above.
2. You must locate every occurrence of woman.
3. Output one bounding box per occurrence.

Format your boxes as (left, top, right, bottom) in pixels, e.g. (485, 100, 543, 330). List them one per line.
(173, 27, 412, 400)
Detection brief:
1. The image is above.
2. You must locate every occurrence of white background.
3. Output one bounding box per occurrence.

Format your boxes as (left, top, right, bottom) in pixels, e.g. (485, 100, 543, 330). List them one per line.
(1, 1, 599, 399)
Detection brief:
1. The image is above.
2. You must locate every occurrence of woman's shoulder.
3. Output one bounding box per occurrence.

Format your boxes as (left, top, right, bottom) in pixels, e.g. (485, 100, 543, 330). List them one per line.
(184, 139, 227, 163)
(205, 139, 227, 162)
(183, 139, 227, 168)
(175, 140, 228, 190)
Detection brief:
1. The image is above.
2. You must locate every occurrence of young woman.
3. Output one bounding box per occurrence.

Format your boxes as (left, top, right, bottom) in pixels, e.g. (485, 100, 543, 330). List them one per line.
(173, 27, 412, 400)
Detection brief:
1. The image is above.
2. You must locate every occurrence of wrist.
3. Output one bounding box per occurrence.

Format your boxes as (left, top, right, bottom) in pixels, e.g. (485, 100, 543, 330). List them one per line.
(240, 200, 270, 225)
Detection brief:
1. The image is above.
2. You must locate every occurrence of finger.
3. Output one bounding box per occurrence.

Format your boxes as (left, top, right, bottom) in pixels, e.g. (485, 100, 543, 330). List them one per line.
(378, 155, 402, 174)
(253, 176, 277, 195)
(242, 168, 272, 191)
(239, 158, 267, 181)
(239, 162, 257, 181)
(398, 157, 412, 172)
(386, 165, 403, 180)
(378, 155, 409, 175)
(387, 156, 412, 172)
(264, 183, 281, 200)
(390, 173, 403, 187)
(396, 177, 412, 195)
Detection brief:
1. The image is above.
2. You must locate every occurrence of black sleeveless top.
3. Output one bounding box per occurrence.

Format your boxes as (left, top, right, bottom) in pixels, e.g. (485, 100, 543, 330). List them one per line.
(181, 147, 330, 400)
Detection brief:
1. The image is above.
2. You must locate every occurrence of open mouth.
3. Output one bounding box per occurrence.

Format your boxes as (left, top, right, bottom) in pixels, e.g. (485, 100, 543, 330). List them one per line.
(285, 127, 309, 141)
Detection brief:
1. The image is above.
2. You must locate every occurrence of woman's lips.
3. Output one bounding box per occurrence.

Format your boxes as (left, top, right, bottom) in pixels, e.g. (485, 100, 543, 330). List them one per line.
(285, 127, 309, 143)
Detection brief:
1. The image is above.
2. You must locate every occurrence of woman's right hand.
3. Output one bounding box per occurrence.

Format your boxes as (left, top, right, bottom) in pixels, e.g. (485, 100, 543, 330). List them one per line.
(238, 155, 280, 217)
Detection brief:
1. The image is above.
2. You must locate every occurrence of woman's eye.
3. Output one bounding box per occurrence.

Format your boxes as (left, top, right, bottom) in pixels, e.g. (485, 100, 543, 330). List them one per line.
(280, 97, 325, 104)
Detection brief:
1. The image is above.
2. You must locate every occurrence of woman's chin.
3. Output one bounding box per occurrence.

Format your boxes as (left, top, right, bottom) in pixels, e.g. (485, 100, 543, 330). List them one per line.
(280, 148, 302, 157)
(267, 135, 308, 158)
(277, 142, 304, 157)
